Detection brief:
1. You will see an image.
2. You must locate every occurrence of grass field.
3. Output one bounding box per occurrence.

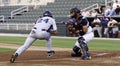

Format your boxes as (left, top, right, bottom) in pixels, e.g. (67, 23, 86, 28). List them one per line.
(0, 36, 120, 52)
(0, 48, 14, 52)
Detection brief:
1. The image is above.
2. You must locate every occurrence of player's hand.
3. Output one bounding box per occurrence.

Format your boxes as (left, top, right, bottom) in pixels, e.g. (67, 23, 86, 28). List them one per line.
(76, 30, 80, 33)
(60, 21, 66, 24)
(50, 30, 58, 35)
(63, 22, 66, 24)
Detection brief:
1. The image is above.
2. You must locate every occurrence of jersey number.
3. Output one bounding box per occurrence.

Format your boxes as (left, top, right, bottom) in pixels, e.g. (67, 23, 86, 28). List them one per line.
(38, 19, 49, 23)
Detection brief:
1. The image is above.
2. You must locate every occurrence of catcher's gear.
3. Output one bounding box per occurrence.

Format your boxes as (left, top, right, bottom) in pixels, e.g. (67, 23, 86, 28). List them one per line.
(71, 46, 82, 57)
(81, 54, 91, 60)
(78, 37, 91, 60)
(43, 11, 53, 17)
(78, 37, 88, 51)
(70, 7, 81, 18)
(70, 7, 81, 14)
(10, 53, 18, 63)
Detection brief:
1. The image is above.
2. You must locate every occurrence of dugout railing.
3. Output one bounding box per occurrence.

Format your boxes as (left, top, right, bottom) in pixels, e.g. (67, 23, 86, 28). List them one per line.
(11, 6, 29, 19)
(0, 23, 67, 36)
(81, 3, 99, 12)
(0, 15, 4, 22)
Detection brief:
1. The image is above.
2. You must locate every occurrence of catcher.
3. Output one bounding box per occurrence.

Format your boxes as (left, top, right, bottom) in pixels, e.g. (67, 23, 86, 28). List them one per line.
(69, 7, 94, 60)
(10, 10, 58, 63)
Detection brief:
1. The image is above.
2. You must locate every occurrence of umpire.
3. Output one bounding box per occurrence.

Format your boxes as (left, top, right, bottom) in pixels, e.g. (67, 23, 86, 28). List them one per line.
(70, 7, 94, 60)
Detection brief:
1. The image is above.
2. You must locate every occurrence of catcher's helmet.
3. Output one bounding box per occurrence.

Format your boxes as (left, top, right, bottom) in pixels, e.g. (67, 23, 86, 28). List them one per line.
(70, 7, 80, 14)
(70, 7, 81, 18)
(43, 11, 53, 17)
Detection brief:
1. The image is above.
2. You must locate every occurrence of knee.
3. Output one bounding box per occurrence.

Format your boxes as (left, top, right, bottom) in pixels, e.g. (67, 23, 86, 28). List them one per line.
(71, 46, 82, 57)
(73, 46, 80, 53)
(78, 37, 85, 44)
(78, 37, 88, 51)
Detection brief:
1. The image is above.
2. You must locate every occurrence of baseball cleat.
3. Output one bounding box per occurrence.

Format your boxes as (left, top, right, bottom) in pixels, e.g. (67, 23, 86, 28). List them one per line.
(47, 51, 55, 58)
(10, 53, 18, 63)
(81, 53, 91, 60)
(81, 56, 91, 60)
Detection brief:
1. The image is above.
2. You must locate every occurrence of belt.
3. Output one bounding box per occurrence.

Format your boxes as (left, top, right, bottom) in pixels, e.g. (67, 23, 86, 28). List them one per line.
(41, 29, 46, 31)
(33, 27, 37, 29)
(33, 27, 47, 31)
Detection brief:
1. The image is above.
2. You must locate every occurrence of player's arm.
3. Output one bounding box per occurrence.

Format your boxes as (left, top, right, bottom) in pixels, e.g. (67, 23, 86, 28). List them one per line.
(113, 22, 118, 26)
(81, 18, 88, 33)
(50, 30, 58, 35)
(107, 23, 113, 28)
(109, 21, 118, 28)
(92, 21, 99, 25)
(82, 25, 88, 33)
(118, 22, 120, 24)
(51, 19, 58, 35)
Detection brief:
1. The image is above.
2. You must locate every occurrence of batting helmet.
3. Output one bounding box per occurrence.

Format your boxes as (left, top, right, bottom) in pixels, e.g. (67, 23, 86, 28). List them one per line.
(43, 11, 53, 17)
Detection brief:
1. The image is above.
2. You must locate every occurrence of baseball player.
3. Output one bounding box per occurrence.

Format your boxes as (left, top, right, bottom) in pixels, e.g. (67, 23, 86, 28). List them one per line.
(10, 11, 58, 63)
(69, 7, 94, 60)
(92, 16, 102, 37)
(107, 17, 119, 38)
(100, 15, 109, 37)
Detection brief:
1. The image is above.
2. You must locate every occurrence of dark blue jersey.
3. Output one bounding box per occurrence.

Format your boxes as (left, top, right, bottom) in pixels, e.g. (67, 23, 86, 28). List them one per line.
(100, 18, 109, 28)
(74, 16, 90, 36)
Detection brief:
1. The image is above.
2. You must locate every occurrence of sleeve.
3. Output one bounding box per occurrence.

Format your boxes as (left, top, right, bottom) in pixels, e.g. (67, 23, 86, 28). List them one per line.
(52, 19, 57, 31)
(81, 18, 88, 26)
(113, 20, 117, 23)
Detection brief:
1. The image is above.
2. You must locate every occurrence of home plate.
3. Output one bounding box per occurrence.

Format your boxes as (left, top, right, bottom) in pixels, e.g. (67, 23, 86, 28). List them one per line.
(95, 53, 109, 56)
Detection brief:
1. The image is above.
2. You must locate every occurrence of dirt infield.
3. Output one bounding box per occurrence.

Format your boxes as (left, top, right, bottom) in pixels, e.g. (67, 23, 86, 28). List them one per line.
(0, 34, 120, 66)
(0, 50, 120, 66)
(0, 43, 120, 66)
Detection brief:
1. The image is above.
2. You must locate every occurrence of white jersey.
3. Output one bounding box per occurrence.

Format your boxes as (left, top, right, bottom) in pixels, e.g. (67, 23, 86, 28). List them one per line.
(93, 18, 101, 27)
(15, 16, 58, 55)
(108, 19, 117, 26)
(108, 19, 119, 33)
(93, 18, 101, 23)
(34, 16, 57, 31)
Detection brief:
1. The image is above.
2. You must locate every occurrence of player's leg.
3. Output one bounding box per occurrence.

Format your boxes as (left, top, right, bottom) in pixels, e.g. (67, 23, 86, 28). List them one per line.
(71, 41, 82, 57)
(15, 36, 36, 55)
(104, 28, 108, 38)
(46, 37, 55, 58)
(78, 32, 94, 60)
(78, 36, 90, 60)
(46, 37, 53, 51)
(92, 27, 97, 32)
(97, 27, 102, 38)
(93, 27, 101, 37)
(112, 28, 118, 38)
(10, 36, 37, 63)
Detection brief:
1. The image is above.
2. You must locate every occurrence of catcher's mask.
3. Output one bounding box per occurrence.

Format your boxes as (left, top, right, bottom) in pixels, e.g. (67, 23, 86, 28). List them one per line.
(70, 7, 81, 18)
(43, 11, 53, 17)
